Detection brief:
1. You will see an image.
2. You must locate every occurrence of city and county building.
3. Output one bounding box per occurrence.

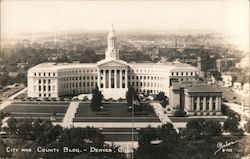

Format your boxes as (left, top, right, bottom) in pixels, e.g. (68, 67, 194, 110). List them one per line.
(169, 81, 222, 116)
(27, 25, 199, 100)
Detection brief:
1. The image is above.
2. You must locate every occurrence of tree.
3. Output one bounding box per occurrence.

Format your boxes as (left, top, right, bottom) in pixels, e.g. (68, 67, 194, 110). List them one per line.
(156, 92, 167, 101)
(136, 123, 179, 159)
(223, 113, 243, 135)
(90, 87, 103, 111)
(126, 86, 135, 107)
(211, 70, 222, 81)
(6, 117, 17, 135)
(182, 119, 222, 141)
(244, 119, 250, 133)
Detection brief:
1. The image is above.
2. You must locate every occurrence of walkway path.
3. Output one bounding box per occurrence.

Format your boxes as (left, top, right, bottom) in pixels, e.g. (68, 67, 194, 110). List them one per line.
(0, 88, 27, 110)
(150, 101, 180, 132)
(150, 101, 171, 123)
(62, 102, 79, 128)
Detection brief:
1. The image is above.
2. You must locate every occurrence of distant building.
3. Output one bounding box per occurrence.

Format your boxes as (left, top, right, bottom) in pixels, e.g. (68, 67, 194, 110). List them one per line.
(243, 83, 250, 93)
(216, 58, 236, 72)
(233, 82, 242, 90)
(221, 72, 233, 87)
(170, 81, 222, 116)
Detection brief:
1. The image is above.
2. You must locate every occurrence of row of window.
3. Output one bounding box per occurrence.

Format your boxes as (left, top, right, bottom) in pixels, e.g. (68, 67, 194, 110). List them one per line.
(62, 82, 97, 88)
(38, 79, 52, 84)
(129, 81, 165, 88)
(171, 72, 197, 76)
(34, 72, 56, 77)
(60, 69, 97, 74)
(39, 93, 51, 97)
(61, 76, 98, 82)
(35, 85, 56, 92)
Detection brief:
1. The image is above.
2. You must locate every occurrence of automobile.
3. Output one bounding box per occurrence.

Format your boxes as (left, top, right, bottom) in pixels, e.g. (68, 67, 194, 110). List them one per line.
(44, 97, 50, 101)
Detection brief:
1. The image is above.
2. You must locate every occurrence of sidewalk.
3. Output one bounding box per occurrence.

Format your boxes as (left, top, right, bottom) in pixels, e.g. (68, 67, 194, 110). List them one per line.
(0, 88, 27, 110)
(62, 102, 79, 128)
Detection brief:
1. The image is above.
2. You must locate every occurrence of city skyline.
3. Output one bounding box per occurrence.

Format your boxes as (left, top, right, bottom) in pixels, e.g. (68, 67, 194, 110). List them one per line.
(1, 0, 249, 51)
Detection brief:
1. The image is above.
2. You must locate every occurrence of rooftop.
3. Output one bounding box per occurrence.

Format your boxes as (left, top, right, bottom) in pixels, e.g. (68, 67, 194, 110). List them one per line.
(29, 60, 198, 72)
(172, 81, 221, 93)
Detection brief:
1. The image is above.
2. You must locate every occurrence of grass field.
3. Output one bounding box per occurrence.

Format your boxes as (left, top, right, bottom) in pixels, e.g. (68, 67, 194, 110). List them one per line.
(74, 102, 160, 122)
(75, 103, 157, 117)
(0, 102, 70, 122)
(1, 102, 69, 114)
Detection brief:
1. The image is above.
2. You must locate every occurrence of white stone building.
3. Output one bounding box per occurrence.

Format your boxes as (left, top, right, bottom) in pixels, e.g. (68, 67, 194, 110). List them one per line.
(221, 73, 233, 87)
(28, 26, 199, 100)
(170, 81, 222, 116)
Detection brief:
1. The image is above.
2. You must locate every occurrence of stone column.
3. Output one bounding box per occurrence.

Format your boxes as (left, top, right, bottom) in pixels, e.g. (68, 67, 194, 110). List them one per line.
(98, 70, 101, 88)
(197, 97, 200, 111)
(120, 70, 122, 89)
(114, 69, 117, 88)
(218, 97, 221, 111)
(215, 97, 219, 111)
(125, 70, 128, 88)
(103, 70, 106, 88)
(209, 97, 213, 111)
(109, 69, 111, 88)
(203, 97, 206, 111)
(191, 97, 194, 111)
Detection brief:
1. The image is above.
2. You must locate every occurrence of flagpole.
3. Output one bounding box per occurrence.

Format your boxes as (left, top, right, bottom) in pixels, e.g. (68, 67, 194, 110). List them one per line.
(131, 94, 134, 159)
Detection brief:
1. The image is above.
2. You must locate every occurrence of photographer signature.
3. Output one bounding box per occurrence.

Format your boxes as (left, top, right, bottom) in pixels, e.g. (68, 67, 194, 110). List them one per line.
(214, 140, 240, 155)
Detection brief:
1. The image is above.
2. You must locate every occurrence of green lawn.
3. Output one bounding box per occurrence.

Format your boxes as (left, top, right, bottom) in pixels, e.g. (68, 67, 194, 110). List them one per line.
(74, 102, 160, 122)
(75, 103, 157, 117)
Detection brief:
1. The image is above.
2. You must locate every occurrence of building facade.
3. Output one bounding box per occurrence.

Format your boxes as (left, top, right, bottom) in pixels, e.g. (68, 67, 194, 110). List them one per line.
(170, 82, 222, 116)
(28, 26, 199, 100)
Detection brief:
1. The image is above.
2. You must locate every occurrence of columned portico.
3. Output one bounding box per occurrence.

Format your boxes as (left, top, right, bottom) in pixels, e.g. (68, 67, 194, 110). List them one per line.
(97, 67, 128, 99)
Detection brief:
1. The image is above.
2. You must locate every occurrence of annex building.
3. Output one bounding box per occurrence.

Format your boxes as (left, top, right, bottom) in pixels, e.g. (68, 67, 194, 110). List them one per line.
(28, 26, 199, 100)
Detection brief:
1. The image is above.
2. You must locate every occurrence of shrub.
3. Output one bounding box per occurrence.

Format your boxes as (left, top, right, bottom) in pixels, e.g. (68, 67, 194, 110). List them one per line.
(174, 109, 186, 117)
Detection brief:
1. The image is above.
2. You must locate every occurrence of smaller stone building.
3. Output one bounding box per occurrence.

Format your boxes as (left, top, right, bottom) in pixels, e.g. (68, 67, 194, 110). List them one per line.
(170, 81, 222, 116)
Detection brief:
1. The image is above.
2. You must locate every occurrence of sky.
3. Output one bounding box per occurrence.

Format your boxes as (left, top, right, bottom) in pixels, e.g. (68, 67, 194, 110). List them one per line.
(1, 0, 249, 51)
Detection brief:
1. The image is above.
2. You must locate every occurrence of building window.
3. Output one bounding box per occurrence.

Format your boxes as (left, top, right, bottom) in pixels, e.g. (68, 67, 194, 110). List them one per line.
(34, 73, 36, 76)
(43, 79, 46, 83)
(39, 86, 41, 91)
(48, 86, 51, 91)
(39, 79, 41, 84)
(39, 94, 41, 97)
(44, 73, 46, 76)
(43, 86, 46, 91)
